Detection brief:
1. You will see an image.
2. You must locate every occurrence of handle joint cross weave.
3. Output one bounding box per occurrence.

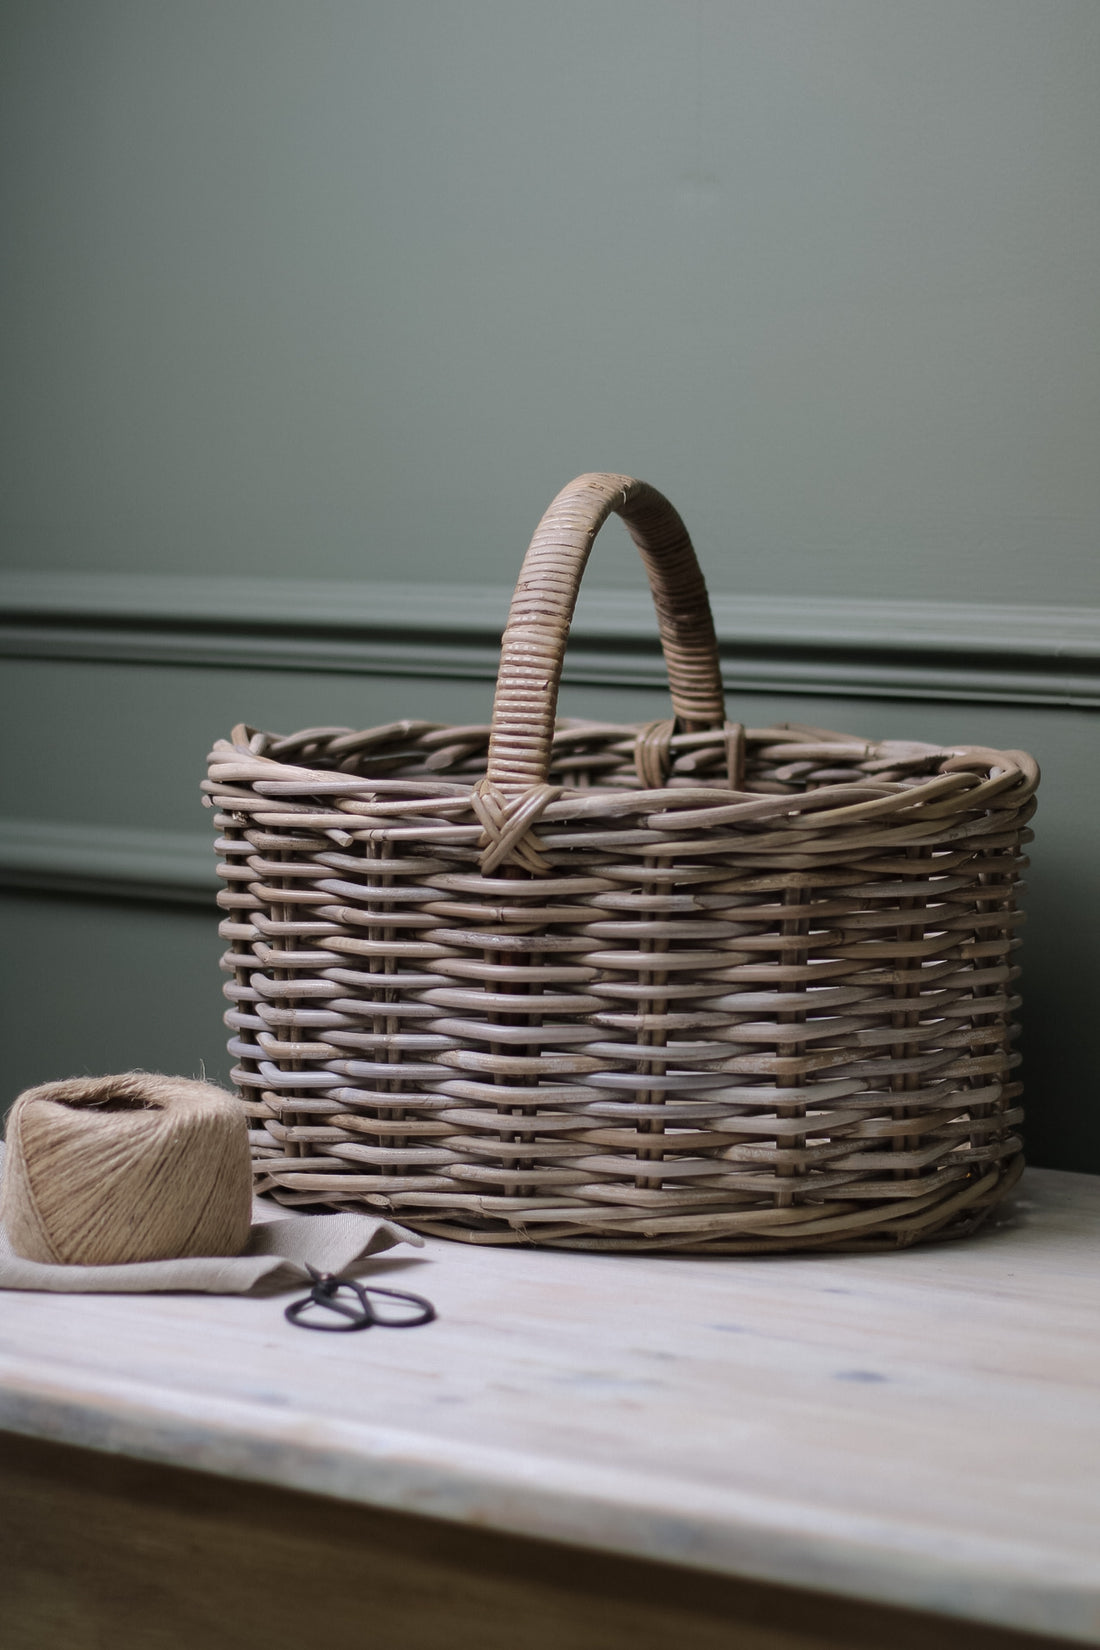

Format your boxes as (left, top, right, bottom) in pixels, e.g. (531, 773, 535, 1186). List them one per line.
(472, 780, 563, 875)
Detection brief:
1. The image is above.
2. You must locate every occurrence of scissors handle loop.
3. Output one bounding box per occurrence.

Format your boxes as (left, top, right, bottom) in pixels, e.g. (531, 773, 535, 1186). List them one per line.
(285, 1267, 436, 1333)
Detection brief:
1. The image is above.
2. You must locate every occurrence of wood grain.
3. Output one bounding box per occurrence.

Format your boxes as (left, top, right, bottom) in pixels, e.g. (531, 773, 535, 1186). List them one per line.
(0, 1433, 1072, 1650)
(0, 1168, 1097, 1641)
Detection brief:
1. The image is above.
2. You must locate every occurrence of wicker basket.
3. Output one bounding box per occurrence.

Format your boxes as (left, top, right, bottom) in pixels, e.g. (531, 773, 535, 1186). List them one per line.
(204, 473, 1038, 1253)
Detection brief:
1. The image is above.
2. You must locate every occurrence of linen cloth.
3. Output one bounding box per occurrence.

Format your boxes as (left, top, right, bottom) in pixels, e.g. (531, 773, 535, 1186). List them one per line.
(0, 1144, 422, 1293)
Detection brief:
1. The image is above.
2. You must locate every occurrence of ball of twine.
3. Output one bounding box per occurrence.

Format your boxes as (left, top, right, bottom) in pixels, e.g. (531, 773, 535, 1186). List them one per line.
(0, 1073, 253, 1266)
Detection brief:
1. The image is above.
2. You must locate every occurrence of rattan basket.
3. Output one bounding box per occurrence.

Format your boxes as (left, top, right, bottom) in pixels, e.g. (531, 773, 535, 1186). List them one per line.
(204, 473, 1038, 1252)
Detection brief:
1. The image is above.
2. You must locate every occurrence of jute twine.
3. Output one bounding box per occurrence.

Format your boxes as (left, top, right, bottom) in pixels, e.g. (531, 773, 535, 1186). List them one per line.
(0, 1073, 253, 1266)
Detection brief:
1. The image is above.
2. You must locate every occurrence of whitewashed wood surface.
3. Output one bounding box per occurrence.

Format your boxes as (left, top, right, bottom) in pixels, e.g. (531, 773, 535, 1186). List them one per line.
(0, 1166, 1097, 1644)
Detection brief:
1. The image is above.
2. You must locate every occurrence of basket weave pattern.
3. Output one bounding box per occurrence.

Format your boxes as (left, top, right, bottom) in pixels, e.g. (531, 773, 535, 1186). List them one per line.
(205, 475, 1038, 1252)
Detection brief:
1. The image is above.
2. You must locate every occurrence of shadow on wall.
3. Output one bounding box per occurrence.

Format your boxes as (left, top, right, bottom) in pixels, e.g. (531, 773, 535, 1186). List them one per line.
(0, 892, 233, 1110)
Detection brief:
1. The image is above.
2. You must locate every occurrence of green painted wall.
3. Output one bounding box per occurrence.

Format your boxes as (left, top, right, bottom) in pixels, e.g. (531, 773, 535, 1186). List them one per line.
(4, 0, 1099, 600)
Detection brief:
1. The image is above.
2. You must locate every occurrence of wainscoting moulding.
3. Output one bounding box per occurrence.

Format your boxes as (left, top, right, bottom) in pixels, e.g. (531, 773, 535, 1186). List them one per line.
(0, 819, 214, 905)
(3, 572, 1098, 709)
(1, 572, 1096, 904)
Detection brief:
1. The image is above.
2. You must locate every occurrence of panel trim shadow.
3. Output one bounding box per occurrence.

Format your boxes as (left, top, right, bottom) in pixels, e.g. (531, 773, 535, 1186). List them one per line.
(0, 820, 216, 906)
(2, 573, 1098, 707)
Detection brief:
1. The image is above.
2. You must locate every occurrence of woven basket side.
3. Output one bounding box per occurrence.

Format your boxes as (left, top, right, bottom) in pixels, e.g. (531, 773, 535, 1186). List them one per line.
(205, 717, 1035, 1253)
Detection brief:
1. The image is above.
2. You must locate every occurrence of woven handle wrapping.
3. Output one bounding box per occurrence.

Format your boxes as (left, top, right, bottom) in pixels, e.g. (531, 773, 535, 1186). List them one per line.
(486, 474, 726, 791)
(472, 475, 728, 873)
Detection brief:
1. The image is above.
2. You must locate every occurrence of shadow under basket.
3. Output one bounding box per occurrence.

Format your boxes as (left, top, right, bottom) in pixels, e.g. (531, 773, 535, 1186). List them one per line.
(204, 474, 1039, 1253)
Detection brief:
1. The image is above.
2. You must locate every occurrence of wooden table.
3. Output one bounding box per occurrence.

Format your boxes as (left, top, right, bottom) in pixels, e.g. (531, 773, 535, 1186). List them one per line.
(1, 1167, 1097, 1650)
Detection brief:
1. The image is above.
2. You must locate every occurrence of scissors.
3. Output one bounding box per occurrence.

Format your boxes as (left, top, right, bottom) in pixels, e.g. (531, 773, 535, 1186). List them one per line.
(285, 1264, 436, 1333)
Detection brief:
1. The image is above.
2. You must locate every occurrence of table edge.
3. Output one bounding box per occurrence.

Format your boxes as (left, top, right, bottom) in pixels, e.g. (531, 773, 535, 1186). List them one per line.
(0, 1350, 1096, 1645)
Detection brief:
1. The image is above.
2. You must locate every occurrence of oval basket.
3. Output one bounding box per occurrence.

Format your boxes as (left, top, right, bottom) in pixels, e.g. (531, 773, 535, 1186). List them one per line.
(204, 473, 1038, 1252)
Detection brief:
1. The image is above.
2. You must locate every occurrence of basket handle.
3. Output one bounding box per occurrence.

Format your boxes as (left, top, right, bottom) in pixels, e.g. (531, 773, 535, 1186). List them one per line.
(486, 473, 726, 792)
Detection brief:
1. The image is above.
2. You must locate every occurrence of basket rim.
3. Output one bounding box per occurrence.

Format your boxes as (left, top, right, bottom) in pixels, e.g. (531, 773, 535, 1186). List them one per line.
(206, 720, 1039, 841)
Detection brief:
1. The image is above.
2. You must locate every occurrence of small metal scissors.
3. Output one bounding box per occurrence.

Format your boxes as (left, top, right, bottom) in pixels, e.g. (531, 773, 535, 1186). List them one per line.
(285, 1265, 436, 1333)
